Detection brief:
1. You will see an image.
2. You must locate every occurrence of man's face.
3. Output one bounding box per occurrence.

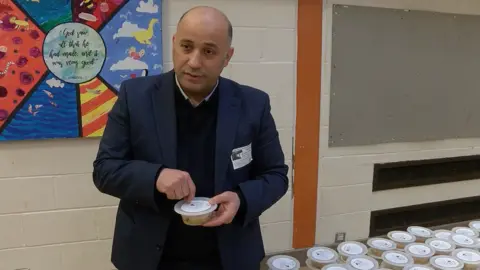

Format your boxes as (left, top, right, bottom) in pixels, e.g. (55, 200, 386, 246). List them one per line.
(172, 14, 234, 94)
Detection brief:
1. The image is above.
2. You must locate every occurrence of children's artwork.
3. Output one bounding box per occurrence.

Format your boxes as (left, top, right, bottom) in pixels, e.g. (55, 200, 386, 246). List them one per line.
(0, 0, 163, 141)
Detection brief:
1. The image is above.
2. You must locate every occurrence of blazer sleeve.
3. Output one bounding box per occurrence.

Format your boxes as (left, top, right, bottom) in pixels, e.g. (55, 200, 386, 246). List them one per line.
(237, 94, 289, 226)
(92, 82, 163, 212)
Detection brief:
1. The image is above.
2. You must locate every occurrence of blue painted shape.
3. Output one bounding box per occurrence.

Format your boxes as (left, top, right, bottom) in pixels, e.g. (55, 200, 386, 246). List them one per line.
(99, 0, 163, 91)
(0, 72, 79, 140)
(12, 0, 72, 32)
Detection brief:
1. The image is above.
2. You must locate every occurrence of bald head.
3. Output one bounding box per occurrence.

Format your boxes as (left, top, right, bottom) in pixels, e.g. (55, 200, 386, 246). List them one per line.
(178, 6, 233, 45)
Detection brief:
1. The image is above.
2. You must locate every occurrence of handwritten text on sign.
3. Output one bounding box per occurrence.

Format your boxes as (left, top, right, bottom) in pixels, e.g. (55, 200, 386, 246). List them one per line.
(43, 22, 106, 84)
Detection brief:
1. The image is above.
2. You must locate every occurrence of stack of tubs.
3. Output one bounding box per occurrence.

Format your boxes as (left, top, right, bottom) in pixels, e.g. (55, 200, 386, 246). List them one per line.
(265, 220, 480, 270)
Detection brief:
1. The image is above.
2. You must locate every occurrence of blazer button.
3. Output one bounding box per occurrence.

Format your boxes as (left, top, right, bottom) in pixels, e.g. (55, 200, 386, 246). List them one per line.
(156, 244, 162, 251)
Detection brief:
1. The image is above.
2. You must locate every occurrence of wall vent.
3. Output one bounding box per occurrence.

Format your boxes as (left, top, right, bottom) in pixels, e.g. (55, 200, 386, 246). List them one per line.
(369, 196, 480, 237)
(373, 155, 480, 191)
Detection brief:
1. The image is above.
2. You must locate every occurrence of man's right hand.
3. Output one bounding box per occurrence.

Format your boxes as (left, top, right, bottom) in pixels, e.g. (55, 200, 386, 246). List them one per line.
(156, 168, 196, 201)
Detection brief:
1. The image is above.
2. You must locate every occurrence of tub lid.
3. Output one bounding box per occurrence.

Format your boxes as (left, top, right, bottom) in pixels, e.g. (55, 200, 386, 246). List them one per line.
(426, 238, 456, 252)
(405, 243, 435, 258)
(468, 220, 480, 231)
(429, 255, 464, 270)
(347, 255, 379, 270)
(174, 197, 217, 216)
(337, 241, 368, 256)
(321, 264, 349, 270)
(407, 226, 433, 238)
(382, 251, 414, 266)
(307, 246, 338, 263)
(267, 255, 300, 270)
(403, 264, 434, 270)
(452, 226, 479, 238)
(367, 238, 396, 250)
(449, 233, 477, 248)
(433, 229, 452, 240)
(452, 248, 480, 264)
(388, 231, 416, 243)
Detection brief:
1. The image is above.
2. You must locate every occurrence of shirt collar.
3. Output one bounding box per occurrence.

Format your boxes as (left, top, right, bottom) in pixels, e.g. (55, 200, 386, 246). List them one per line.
(175, 74, 219, 106)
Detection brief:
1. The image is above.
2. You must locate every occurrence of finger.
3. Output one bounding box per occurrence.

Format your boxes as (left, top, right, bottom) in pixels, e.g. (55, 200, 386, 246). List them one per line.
(174, 188, 183, 200)
(185, 177, 196, 202)
(208, 192, 229, 205)
(180, 180, 189, 199)
(166, 191, 176, 200)
(203, 210, 234, 227)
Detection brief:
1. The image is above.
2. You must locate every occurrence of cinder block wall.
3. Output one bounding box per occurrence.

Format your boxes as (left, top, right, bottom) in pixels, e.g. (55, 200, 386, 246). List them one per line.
(316, 0, 480, 245)
(0, 0, 297, 269)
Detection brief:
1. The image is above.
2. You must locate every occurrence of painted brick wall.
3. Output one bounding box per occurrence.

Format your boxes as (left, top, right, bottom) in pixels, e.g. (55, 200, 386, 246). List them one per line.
(316, 0, 480, 245)
(0, 0, 297, 269)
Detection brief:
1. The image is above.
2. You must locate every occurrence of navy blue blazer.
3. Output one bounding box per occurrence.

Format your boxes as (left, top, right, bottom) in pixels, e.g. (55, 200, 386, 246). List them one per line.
(92, 70, 289, 270)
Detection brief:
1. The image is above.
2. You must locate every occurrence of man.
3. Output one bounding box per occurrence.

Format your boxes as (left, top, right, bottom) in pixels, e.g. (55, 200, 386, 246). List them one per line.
(92, 6, 289, 270)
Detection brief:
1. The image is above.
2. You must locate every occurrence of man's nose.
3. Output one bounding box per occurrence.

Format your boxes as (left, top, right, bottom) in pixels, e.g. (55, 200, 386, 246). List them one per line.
(188, 51, 202, 69)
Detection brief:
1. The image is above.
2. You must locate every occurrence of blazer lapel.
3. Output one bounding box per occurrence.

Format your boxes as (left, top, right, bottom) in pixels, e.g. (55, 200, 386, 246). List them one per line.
(214, 79, 241, 193)
(152, 70, 177, 168)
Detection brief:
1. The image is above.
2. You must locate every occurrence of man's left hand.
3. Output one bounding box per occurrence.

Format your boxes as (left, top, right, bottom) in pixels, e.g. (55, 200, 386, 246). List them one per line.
(202, 191, 240, 227)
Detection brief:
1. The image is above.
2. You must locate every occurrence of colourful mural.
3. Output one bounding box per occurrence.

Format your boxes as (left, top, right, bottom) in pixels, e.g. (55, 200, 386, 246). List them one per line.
(0, 0, 163, 140)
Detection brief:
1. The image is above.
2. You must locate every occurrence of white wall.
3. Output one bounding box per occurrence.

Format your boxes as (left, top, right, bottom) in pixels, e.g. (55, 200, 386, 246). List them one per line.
(316, 0, 480, 245)
(0, 1, 297, 269)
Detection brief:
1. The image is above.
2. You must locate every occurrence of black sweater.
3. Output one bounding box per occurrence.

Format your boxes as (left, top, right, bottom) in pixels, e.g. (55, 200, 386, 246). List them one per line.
(159, 82, 222, 268)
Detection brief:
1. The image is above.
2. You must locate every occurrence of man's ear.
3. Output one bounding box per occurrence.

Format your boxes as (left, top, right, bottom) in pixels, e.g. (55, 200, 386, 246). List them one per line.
(224, 47, 234, 67)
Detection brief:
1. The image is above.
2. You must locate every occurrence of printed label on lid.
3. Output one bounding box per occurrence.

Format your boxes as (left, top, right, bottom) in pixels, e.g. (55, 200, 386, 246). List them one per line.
(436, 231, 452, 240)
(410, 227, 432, 237)
(272, 257, 297, 269)
(430, 240, 452, 250)
(455, 228, 476, 237)
(385, 252, 409, 264)
(452, 234, 474, 245)
(408, 245, 432, 256)
(372, 239, 394, 249)
(341, 243, 363, 255)
(456, 250, 480, 262)
(350, 258, 375, 270)
(311, 248, 335, 261)
(392, 232, 413, 241)
(180, 200, 211, 213)
(434, 257, 460, 268)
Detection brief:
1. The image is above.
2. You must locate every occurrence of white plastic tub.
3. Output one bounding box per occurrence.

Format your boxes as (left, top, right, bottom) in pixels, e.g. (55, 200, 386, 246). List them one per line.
(451, 248, 480, 270)
(468, 220, 480, 232)
(320, 264, 350, 270)
(425, 238, 456, 256)
(306, 246, 339, 269)
(337, 241, 368, 262)
(367, 238, 397, 257)
(433, 230, 452, 241)
(407, 226, 434, 242)
(451, 226, 479, 238)
(173, 197, 217, 226)
(429, 255, 464, 270)
(448, 233, 477, 249)
(380, 250, 414, 270)
(346, 255, 379, 270)
(403, 264, 434, 270)
(387, 231, 416, 249)
(404, 242, 435, 264)
(267, 255, 301, 270)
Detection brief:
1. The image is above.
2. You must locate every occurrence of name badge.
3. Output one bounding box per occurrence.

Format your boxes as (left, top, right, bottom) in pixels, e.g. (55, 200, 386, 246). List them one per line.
(231, 143, 253, 170)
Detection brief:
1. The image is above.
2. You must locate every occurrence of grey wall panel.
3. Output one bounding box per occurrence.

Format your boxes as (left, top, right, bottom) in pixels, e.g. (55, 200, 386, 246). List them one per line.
(329, 4, 480, 147)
